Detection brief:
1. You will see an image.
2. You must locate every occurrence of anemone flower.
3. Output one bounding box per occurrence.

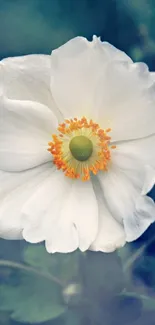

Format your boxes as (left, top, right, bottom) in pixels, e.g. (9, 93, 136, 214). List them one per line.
(0, 36, 155, 253)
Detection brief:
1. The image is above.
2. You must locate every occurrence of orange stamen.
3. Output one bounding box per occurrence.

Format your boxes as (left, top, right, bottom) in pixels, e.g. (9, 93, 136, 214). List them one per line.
(48, 117, 116, 181)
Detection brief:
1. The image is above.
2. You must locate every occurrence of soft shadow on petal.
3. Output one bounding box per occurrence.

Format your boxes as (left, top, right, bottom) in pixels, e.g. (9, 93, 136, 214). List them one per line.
(0, 55, 62, 121)
(97, 167, 139, 224)
(50, 36, 131, 119)
(90, 178, 126, 253)
(23, 175, 98, 253)
(125, 196, 155, 242)
(150, 72, 155, 81)
(51, 37, 99, 118)
(142, 165, 155, 195)
(111, 147, 144, 191)
(94, 38, 132, 63)
(41, 175, 79, 253)
(0, 96, 57, 171)
(113, 135, 155, 194)
(1, 55, 50, 105)
(22, 171, 73, 248)
(45, 221, 79, 254)
(95, 61, 155, 141)
(0, 163, 52, 239)
(22, 171, 79, 253)
(43, 179, 98, 253)
(58, 180, 98, 252)
(98, 167, 155, 243)
(115, 134, 155, 168)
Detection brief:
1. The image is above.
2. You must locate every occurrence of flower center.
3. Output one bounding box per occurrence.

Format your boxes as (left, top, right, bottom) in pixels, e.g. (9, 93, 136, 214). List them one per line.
(48, 117, 116, 181)
(69, 135, 93, 161)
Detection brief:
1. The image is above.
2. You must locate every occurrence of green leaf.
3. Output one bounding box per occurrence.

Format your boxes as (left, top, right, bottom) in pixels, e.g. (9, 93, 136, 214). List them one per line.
(0, 273, 66, 323)
(24, 244, 80, 282)
(23, 244, 55, 272)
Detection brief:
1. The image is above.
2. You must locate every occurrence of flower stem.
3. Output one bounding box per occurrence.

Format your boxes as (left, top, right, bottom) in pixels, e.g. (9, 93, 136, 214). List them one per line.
(124, 236, 154, 271)
(0, 259, 64, 287)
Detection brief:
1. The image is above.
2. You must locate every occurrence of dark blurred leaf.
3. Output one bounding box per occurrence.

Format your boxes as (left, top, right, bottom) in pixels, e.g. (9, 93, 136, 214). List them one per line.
(119, 230, 155, 275)
(132, 256, 155, 288)
(24, 244, 80, 283)
(120, 292, 155, 312)
(108, 293, 142, 325)
(133, 310, 155, 325)
(0, 273, 66, 323)
(0, 239, 23, 262)
(79, 251, 124, 302)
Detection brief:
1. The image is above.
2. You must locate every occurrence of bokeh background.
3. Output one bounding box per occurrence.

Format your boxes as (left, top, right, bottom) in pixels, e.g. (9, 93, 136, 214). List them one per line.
(0, 1, 155, 325)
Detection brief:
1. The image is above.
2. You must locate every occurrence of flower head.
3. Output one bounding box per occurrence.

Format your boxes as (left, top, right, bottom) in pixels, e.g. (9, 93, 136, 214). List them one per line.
(48, 117, 114, 181)
(0, 36, 155, 253)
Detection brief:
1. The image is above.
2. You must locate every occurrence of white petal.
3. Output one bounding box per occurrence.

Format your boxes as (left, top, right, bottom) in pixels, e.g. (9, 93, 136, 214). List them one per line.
(90, 180, 125, 252)
(45, 215, 79, 254)
(0, 163, 52, 239)
(113, 135, 155, 194)
(23, 172, 79, 253)
(22, 171, 71, 243)
(151, 72, 155, 81)
(95, 61, 155, 141)
(142, 165, 155, 195)
(50, 36, 132, 118)
(98, 166, 155, 242)
(1, 55, 53, 108)
(98, 167, 138, 223)
(0, 96, 57, 171)
(23, 175, 98, 253)
(125, 196, 155, 242)
(58, 180, 98, 252)
(115, 134, 155, 167)
(111, 147, 143, 191)
(95, 38, 132, 63)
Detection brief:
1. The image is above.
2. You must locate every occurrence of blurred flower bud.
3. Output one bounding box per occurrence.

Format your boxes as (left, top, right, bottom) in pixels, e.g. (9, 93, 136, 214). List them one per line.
(63, 283, 82, 305)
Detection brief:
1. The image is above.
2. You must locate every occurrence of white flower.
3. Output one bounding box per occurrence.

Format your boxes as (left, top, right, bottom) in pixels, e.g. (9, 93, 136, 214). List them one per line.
(0, 36, 155, 254)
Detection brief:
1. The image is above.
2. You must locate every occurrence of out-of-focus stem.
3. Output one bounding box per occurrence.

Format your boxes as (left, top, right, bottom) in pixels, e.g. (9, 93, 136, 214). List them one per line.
(0, 259, 64, 287)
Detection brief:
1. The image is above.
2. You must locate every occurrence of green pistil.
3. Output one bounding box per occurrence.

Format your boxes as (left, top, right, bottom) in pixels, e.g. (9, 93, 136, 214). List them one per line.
(69, 135, 93, 162)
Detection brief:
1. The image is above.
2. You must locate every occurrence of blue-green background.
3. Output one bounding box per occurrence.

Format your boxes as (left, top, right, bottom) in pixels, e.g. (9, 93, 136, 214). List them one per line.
(0, 1, 155, 325)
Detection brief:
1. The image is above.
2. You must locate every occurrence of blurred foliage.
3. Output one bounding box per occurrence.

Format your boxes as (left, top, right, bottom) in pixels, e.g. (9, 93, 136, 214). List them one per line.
(0, 0, 155, 324)
(0, 240, 154, 325)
